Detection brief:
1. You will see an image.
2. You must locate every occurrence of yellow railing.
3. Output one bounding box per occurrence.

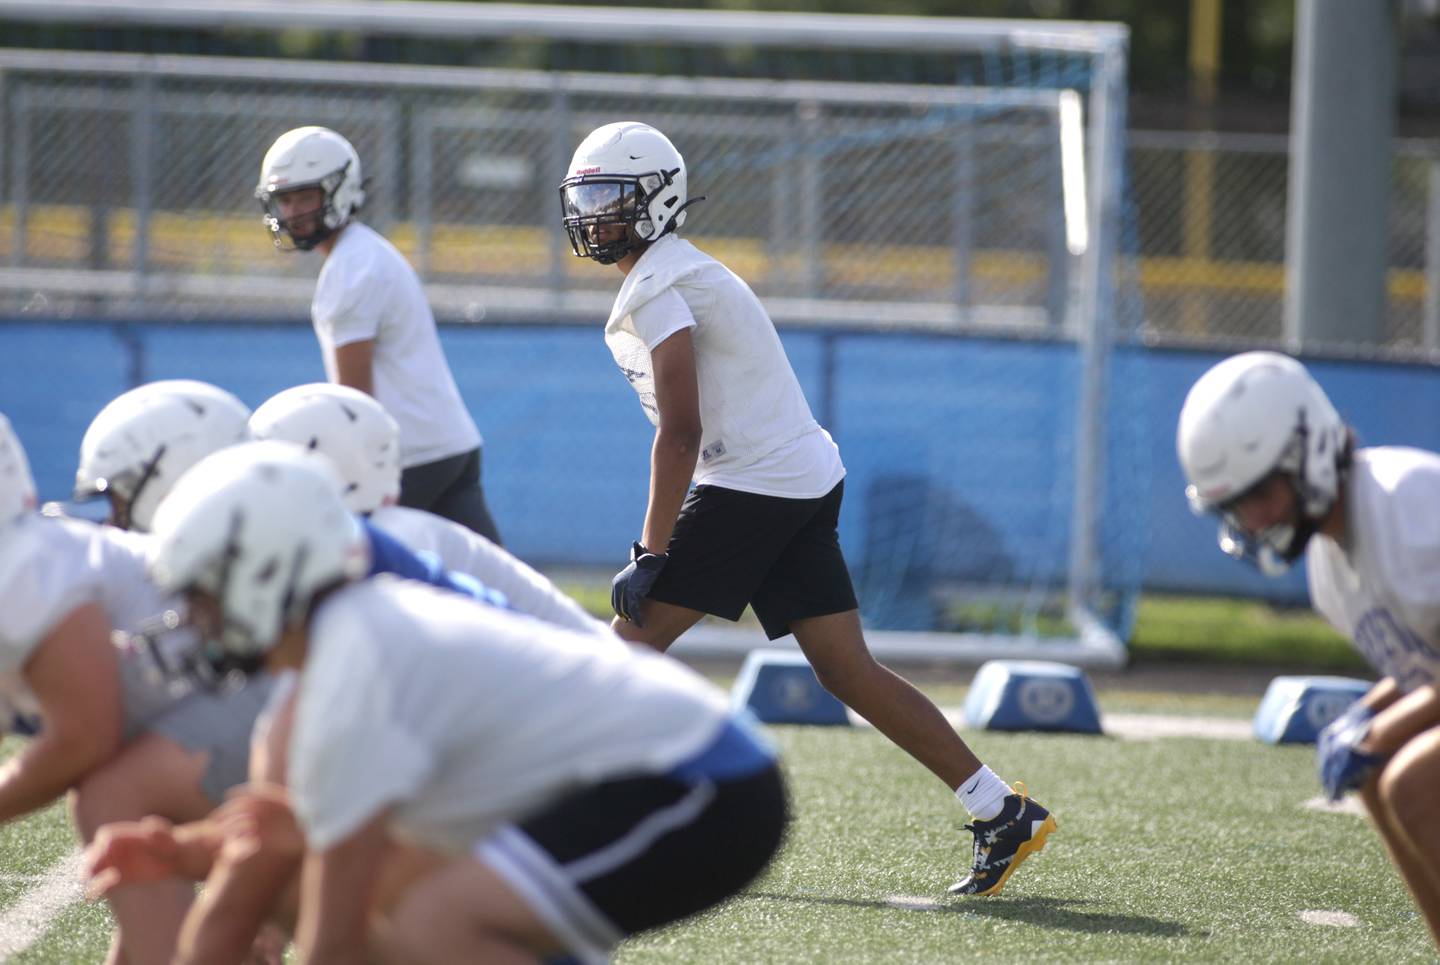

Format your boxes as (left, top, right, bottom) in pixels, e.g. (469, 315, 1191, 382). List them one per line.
(0, 204, 1428, 303)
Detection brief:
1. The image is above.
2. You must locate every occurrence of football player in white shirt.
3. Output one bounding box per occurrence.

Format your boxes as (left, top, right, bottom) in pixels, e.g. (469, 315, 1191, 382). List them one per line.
(247, 382, 601, 636)
(103, 443, 786, 964)
(1179, 351, 1440, 947)
(0, 407, 282, 965)
(559, 121, 1055, 897)
(254, 126, 501, 544)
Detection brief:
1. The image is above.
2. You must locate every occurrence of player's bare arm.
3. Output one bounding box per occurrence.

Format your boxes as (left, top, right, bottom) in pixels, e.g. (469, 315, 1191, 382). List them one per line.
(641, 327, 701, 554)
(295, 809, 393, 965)
(0, 602, 121, 823)
(170, 785, 305, 965)
(333, 339, 376, 396)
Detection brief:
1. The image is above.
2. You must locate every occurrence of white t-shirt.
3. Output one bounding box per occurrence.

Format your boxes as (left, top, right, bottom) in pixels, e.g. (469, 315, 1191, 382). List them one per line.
(368, 505, 608, 638)
(606, 235, 845, 499)
(0, 516, 182, 734)
(1307, 447, 1440, 693)
(312, 222, 481, 469)
(287, 578, 730, 852)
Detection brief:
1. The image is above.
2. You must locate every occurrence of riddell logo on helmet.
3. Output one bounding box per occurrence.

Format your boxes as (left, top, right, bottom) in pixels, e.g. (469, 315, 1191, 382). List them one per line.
(574, 166, 602, 175)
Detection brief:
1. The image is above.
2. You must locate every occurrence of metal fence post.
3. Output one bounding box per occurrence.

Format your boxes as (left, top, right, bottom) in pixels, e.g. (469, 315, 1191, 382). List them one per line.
(952, 108, 974, 321)
(10, 82, 27, 269)
(548, 82, 571, 301)
(409, 109, 433, 279)
(798, 100, 822, 299)
(1427, 159, 1440, 352)
(131, 73, 156, 309)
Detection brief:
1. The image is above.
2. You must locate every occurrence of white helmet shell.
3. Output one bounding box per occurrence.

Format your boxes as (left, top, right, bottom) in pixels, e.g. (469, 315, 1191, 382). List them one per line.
(1177, 351, 1348, 571)
(248, 383, 401, 514)
(0, 413, 37, 531)
(75, 380, 252, 532)
(559, 121, 690, 264)
(148, 440, 368, 661)
(255, 126, 365, 250)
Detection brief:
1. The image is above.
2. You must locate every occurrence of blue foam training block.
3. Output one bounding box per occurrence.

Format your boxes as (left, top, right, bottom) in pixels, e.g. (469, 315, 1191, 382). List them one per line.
(731, 649, 850, 726)
(963, 660, 1103, 734)
(1253, 675, 1371, 744)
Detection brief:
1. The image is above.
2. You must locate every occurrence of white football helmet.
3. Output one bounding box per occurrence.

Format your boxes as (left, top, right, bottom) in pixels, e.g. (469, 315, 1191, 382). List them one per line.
(1177, 351, 1350, 574)
(248, 383, 401, 515)
(75, 380, 252, 533)
(0, 413, 37, 531)
(148, 441, 368, 669)
(559, 121, 696, 264)
(255, 126, 366, 251)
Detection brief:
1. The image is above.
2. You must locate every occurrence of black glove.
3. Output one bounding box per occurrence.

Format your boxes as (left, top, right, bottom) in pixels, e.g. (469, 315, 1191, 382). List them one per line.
(611, 541, 668, 627)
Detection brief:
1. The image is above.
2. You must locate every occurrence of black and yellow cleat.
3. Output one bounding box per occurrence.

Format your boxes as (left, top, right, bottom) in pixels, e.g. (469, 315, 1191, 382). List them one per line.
(948, 784, 1057, 897)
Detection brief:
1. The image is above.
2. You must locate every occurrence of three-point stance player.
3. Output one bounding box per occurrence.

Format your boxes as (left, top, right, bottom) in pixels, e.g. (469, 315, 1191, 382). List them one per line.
(119, 443, 786, 963)
(1179, 351, 1440, 948)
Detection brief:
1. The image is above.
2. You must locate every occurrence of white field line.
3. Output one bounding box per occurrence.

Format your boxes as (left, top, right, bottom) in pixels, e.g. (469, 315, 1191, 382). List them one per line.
(0, 851, 84, 959)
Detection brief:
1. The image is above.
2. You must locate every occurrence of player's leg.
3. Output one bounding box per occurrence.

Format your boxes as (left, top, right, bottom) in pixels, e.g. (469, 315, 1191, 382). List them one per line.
(76, 679, 276, 965)
(379, 763, 786, 964)
(399, 448, 502, 543)
(790, 609, 980, 786)
(175, 681, 303, 962)
(616, 484, 810, 652)
(756, 481, 1054, 896)
(373, 855, 564, 964)
(71, 732, 215, 965)
(1369, 725, 1440, 947)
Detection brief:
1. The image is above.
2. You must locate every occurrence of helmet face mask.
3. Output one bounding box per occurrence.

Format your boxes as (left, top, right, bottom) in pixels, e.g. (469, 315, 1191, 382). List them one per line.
(560, 171, 677, 264)
(559, 122, 694, 265)
(1177, 351, 1349, 575)
(1206, 471, 1310, 577)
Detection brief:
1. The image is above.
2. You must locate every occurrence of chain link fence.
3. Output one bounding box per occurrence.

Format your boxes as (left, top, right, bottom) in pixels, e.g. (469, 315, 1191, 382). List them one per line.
(4, 51, 1436, 354)
(1130, 129, 1440, 351)
(0, 51, 1087, 335)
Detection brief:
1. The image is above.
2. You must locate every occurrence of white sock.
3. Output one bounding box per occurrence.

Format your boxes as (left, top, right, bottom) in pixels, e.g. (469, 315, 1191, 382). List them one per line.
(955, 765, 1010, 821)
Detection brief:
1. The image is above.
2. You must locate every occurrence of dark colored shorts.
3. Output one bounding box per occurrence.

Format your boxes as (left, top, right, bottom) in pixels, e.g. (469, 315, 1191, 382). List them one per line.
(648, 480, 859, 639)
(476, 724, 786, 961)
(398, 447, 502, 544)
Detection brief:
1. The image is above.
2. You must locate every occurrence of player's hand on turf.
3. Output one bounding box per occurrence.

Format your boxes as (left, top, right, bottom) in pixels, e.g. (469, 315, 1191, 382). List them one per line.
(84, 816, 181, 898)
(1317, 700, 1382, 801)
(612, 541, 667, 627)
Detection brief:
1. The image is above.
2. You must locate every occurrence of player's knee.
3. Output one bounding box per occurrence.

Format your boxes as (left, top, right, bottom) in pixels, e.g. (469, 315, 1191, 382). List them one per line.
(380, 890, 474, 965)
(809, 651, 879, 701)
(1377, 752, 1433, 826)
(71, 765, 140, 840)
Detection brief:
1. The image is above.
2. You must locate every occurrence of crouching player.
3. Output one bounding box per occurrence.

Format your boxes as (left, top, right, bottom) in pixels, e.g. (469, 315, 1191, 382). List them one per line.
(93, 443, 786, 963)
(247, 382, 602, 635)
(1178, 351, 1440, 948)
